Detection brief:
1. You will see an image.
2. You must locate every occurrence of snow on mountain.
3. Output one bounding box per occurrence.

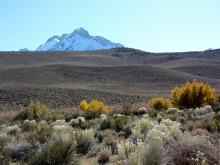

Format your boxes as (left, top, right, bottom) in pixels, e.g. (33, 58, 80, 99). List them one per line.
(19, 48, 30, 51)
(36, 37, 60, 51)
(36, 28, 124, 51)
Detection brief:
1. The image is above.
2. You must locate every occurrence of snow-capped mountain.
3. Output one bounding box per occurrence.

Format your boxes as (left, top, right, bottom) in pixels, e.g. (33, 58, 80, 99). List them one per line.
(36, 28, 124, 51)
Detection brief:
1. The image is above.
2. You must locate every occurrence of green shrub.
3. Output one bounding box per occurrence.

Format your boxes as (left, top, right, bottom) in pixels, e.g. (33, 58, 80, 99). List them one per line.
(0, 135, 11, 165)
(171, 79, 215, 109)
(14, 101, 51, 121)
(0, 150, 11, 165)
(37, 127, 53, 143)
(74, 129, 94, 155)
(142, 139, 164, 165)
(97, 132, 104, 143)
(98, 147, 111, 164)
(0, 135, 9, 152)
(11, 142, 32, 161)
(117, 141, 135, 160)
(148, 110, 157, 118)
(139, 118, 154, 135)
(5, 125, 21, 136)
(166, 108, 179, 114)
(25, 127, 53, 144)
(103, 132, 124, 154)
(147, 97, 172, 111)
(201, 118, 213, 132)
(117, 140, 142, 165)
(99, 116, 128, 133)
(112, 116, 128, 133)
(79, 120, 96, 130)
(21, 120, 37, 132)
(29, 141, 75, 165)
(210, 113, 220, 131)
(123, 125, 132, 139)
(138, 107, 147, 115)
(126, 153, 142, 165)
(104, 139, 118, 154)
(69, 117, 85, 128)
(213, 106, 220, 113)
(179, 116, 186, 124)
(70, 117, 95, 130)
(169, 115, 177, 121)
(100, 118, 112, 130)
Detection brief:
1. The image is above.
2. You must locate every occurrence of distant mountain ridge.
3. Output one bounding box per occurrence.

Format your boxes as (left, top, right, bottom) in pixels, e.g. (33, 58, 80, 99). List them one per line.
(19, 48, 30, 51)
(35, 28, 124, 51)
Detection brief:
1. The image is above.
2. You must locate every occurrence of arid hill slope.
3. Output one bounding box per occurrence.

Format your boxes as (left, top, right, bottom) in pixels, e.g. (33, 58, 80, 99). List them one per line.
(0, 48, 220, 110)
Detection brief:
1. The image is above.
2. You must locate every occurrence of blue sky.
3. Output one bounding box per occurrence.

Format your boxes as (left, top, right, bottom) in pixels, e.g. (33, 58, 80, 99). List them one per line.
(1, 0, 220, 52)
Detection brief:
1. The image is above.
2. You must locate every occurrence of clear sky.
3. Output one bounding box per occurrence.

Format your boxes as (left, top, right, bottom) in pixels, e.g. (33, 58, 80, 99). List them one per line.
(1, 0, 220, 52)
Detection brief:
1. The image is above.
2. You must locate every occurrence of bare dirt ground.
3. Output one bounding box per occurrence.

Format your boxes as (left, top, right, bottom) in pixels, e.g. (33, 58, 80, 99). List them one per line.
(0, 48, 220, 111)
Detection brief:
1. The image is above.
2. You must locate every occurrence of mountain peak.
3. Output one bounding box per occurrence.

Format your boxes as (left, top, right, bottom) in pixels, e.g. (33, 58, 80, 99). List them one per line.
(35, 28, 124, 51)
(19, 48, 30, 51)
(71, 27, 90, 38)
(75, 27, 86, 32)
(46, 35, 60, 43)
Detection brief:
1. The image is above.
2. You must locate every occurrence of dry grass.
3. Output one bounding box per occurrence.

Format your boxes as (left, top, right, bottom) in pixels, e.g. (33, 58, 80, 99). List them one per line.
(190, 128, 212, 137)
(0, 110, 16, 124)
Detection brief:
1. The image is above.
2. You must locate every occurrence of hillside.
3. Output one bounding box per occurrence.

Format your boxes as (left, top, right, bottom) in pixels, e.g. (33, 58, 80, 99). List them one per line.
(0, 48, 220, 111)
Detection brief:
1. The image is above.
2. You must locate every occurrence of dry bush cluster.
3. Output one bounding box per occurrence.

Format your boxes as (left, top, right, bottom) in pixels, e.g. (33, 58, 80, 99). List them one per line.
(0, 80, 220, 164)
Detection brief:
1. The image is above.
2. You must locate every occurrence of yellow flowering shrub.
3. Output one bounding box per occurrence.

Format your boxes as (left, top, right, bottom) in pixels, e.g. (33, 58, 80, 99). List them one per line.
(14, 101, 51, 121)
(147, 97, 172, 110)
(80, 99, 109, 118)
(171, 79, 215, 109)
(80, 100, 89, 111)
